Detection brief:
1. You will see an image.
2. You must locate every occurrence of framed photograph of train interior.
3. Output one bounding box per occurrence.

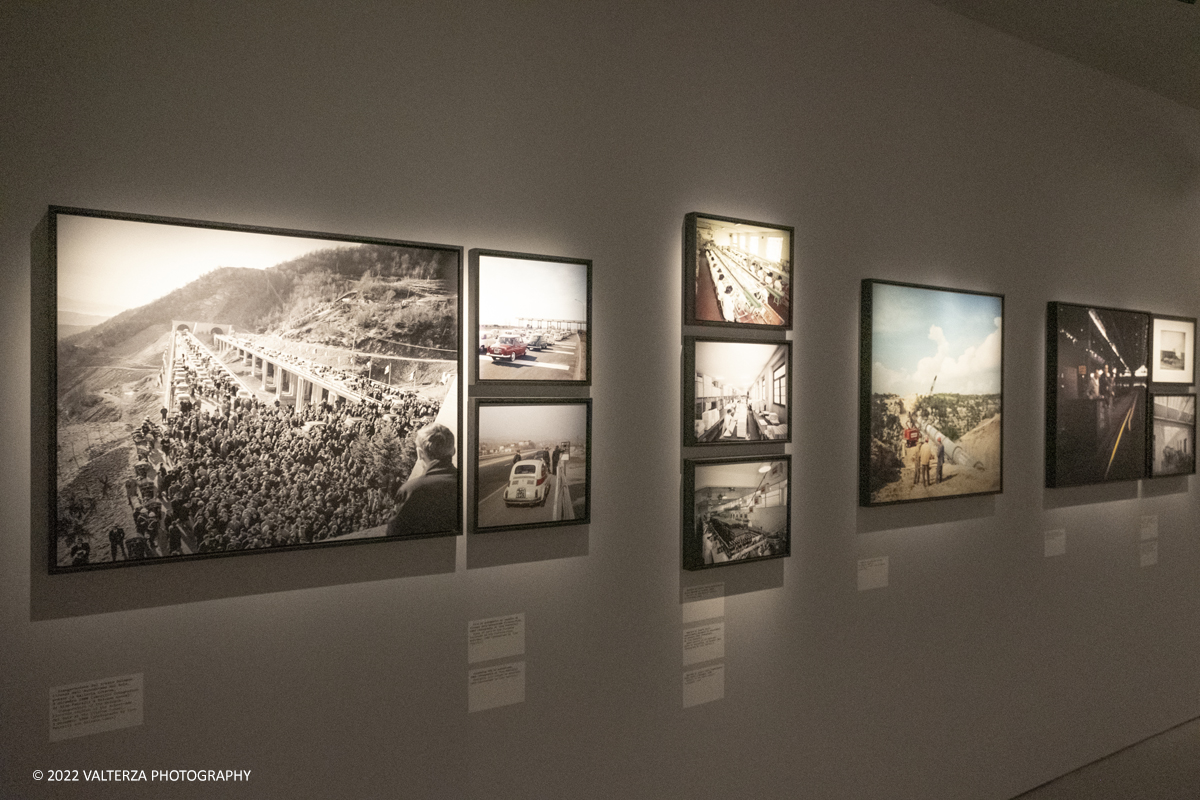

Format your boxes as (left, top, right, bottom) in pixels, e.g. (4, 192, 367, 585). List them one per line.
(1045, 302, 1149, 488)
(470, 249, 591, 385)
(684, 212, 793, 330)
(473, 398, 591, 533)
(1150, 314, 1195, 387)
(1148, 393, 1196, 478)
(682, 455, 790, 570)
(859, 279, 1003, 506)
(36, 206, 463, 573)
(684, 337, 791, 447)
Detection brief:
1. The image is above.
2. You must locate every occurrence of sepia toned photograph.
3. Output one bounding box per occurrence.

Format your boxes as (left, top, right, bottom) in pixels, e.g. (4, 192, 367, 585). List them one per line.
(860, 280, 1003, 506)
(1150, 315, 1195, 386)
(1149, 394, 1195, 478)
(682, 456, 790, 570)
(684, 338, 791, 446)
(1046, 302, 1149, 487)
(473, 399, 591, 533)
(45, 207, 461, 572)
(684, 212, 793, 329)
(471, 250, 590, 384)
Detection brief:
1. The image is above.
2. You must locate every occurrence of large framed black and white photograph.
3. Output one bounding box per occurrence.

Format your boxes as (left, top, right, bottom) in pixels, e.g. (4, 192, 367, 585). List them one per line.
(471, 249, 591, 385)
(41, 206, 462, 573)
(1150, 314, 1195, 387)
(859, 279, 1003, 506)
(682, 455, 790, 570)
(473, 398, 591, 533)
(1046, 302, 1149, 488)
(684, 212, 793, 330)
(684, 337, 791, 446)
(1148, 393, 1196, 478)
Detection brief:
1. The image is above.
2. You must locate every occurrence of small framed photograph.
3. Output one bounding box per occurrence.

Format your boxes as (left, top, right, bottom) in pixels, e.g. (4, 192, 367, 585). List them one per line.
(473, 398, 591, 533)
(684, 212, 793, 329)
(859, 279, 1003, 506)
(470, 249, 591, 385)
(682, 455, 790, 570)
(39, 206, 462, 573)
(1150, 315, 1195, 386)
(1148, 393, 1196, 478)
(1046, 302, 1150, 487)
(683, 337, 791, 446)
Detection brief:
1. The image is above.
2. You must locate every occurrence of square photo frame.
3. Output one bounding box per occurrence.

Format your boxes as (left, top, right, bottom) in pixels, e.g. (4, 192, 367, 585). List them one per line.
(683, 337, 792, 447)
(1150, 314, 1195, 386)
(859, 279, 1004, 506)
(684, 212, 793, 330)
(470, 249, 591, 385)
(38, 206, 463, 573)
(1148, 393, 1196, 478)
(472, 398, 591, 533)
(682, 455, 791, 570)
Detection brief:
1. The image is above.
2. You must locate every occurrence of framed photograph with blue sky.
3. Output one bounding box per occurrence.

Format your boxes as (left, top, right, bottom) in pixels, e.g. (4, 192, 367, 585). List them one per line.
(859, 279, 1003, 506)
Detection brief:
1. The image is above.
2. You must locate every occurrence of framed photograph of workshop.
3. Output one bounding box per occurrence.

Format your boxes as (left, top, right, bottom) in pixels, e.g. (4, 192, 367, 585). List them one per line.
(682, 455, 790, 570)
(1148, 393, 1196, 478)
(470, 249, 591, 385)
(859, 279, 1004, 506)
(1150, 314, 1196, 387)
(684, 212, 793, 330)
(473, 398, 592, 533)
(34, 205, 463, 574)
(1045, 301, 1149, 488)
(684, 337, 792, 447)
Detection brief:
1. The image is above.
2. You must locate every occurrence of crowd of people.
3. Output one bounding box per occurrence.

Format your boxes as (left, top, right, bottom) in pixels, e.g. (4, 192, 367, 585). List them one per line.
(703, 245, 787, 325)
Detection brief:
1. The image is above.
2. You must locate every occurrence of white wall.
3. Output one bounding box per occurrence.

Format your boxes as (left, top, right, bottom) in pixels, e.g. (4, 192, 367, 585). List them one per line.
(2, 1, 1199, 797)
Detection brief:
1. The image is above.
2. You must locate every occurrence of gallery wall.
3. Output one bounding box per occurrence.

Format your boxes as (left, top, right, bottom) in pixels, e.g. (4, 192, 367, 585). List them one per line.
(3, 0, 1200, 798)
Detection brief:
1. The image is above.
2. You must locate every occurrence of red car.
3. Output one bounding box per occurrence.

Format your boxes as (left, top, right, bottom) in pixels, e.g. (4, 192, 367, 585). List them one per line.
(488, 335, 527, 363)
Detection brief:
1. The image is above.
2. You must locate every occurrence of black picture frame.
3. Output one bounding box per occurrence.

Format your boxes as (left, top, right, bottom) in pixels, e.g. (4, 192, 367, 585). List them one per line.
(1149, 314, 1196, 388)
(683, 212, 793, 330)
(1045, 301, 1150, 488)
(38, 205, 463, 574)
(470, 248, 592, 386)
(1147, 392, 1196, 478)
(682, 455, 791, 570)
(683, 337, 792, 447)
(859, 279, 1005, 506)
(472, 398, 591, 533)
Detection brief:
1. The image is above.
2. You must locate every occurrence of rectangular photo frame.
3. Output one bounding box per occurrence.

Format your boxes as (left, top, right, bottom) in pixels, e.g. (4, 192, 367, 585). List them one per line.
(683, 337, 792, 447)
(470, 249, 591, 385)
(39, 206, 463, 573)
(473, 398, 591, 533)
(1150, 314, 1196, 387)
(682, 455, 791, 570)
(1148, 393, 1196, 478)
(1046, 301, 1150, 488)
(683, 212, 793, 330)
(859, 279, 1004, 506)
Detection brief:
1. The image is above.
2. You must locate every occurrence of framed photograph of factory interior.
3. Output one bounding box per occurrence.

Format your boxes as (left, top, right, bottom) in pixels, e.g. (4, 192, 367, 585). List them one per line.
(1045, 302, 1149, 488)
(684, 212, 793, 329)
(684, 337, 791, 446)
(471, 249, 591, 385)
(36, 206, 463, 573)
(1148, 393, 1196, 478)
(859, 279, 1003, 506)
(682, 455, 790, 570)
(1150, 314, 1195, 387)
(473, 398, 591, 533)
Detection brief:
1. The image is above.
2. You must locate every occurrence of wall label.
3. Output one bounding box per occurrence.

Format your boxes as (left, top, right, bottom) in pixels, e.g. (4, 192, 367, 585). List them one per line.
(50, 673, 143, 742)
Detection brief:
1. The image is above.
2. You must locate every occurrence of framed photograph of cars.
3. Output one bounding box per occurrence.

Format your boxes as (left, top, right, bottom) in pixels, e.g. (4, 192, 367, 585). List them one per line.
(683, 212, 793, 330)
(683, 337, 791, 447)
(472, 398, 591, 533)
(859, 279, 1004, 506)
(682, 455, 790, 570)
(1045, 302, 1149, 488)
(1150, 314, 1195, 387)
(470, 249, 591, 385)
(35, 206, 462, 573)
(1148, 393, 1196, 478)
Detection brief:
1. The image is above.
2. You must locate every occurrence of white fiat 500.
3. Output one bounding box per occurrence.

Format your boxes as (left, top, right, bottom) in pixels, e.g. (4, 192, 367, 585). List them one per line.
(503, 460, 549, 507)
